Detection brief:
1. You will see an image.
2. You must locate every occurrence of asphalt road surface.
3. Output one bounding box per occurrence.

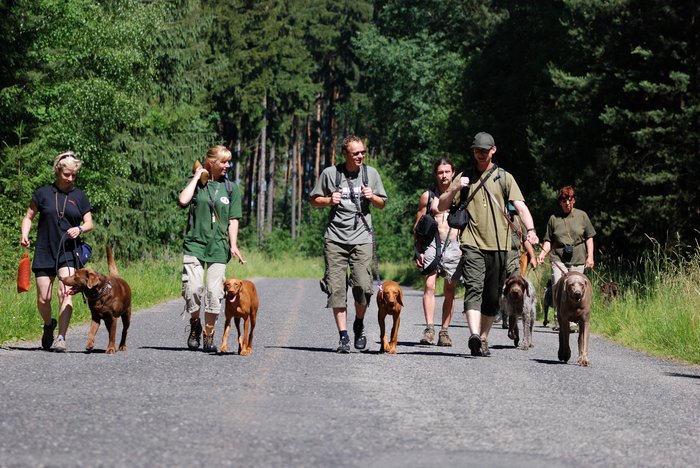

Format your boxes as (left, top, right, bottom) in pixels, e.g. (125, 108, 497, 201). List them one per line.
(1, 278, 698, 467)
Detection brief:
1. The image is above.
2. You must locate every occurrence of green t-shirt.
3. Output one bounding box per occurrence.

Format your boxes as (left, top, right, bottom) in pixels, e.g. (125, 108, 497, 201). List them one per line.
(543, 208, 596, 266)
(310, 164, 388, 245)
(449, 167, 525, 251)
(183, 180, 243, 263)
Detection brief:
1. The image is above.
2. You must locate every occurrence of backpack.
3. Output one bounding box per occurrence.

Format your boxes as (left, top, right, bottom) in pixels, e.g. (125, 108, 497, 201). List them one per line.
(334, 163, 368, 190)
(415, 189, 439, 252)
(414, 189, 443, 275)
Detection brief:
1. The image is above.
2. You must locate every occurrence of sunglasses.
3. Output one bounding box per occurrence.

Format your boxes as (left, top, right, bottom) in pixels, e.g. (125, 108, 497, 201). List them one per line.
(350, 150, 367, 156)
(58, 152, 80, 161)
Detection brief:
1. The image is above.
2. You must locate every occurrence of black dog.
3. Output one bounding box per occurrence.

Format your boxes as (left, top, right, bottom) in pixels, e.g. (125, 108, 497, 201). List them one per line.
(542, 277, 553, 327)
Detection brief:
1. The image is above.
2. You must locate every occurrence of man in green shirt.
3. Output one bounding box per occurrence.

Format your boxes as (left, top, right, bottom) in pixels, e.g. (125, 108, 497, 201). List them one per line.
(438, 132, 539, 356)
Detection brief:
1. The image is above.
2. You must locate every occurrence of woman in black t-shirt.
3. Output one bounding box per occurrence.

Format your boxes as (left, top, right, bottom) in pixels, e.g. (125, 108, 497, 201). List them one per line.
(20, 151, 93, 352)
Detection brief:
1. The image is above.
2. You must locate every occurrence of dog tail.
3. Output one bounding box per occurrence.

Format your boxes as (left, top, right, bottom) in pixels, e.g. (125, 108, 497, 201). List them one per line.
(106, 244, 119, 277)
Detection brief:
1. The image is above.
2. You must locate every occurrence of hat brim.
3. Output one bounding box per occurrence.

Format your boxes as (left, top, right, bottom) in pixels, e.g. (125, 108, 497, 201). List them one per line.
(471, 144, 493, 150)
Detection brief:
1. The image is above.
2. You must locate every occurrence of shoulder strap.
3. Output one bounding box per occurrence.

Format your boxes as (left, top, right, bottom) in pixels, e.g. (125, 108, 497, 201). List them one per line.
(498, 167, 507, 201)
(334, 163, 344, 190)
(362, 164, 368, 187)
(456, 164, 499, 210)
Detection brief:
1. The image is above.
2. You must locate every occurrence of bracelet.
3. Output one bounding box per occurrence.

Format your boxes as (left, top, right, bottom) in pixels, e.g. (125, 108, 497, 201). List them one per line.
(78, 226, 83, 234)
(527, 228, 535, 232)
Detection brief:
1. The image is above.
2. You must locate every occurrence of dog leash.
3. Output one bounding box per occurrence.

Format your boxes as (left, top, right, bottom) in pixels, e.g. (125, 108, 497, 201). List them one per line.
(346, 176, 383, 290)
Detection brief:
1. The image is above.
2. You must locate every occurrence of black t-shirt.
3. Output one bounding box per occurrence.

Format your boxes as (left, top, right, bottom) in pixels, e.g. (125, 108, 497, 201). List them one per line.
(31, 184, 91, 270)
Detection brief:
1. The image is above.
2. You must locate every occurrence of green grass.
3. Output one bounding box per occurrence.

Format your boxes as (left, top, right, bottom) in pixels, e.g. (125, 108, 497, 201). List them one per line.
(3, 246, 699, 365)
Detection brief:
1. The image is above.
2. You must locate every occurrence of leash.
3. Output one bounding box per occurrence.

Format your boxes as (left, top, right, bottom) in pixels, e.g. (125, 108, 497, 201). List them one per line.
(346, 176, 383, 290)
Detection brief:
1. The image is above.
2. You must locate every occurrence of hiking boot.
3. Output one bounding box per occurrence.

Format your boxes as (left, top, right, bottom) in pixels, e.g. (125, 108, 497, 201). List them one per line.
(502, 315, 509, 329)
(42, 318, 57, 350)
(569, 322, 578, 333)
(51, 337, 67, 353)
(337, 335, 350, 353)
(437, 329, 452, 347)
(420, 326, 435, 345)
(202, 325, 217, 353)
(187, 317, 202, 350)
(353, 321, 367, 350)
(468, 334, 482, 356)
(480, 336, 491, 357)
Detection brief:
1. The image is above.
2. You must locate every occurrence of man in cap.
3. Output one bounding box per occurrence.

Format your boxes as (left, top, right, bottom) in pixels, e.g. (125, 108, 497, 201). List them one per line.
(438, 132, 539, 356)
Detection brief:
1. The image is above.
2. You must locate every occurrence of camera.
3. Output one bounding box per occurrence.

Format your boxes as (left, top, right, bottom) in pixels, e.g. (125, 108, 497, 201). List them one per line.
(562, 244, 574, 262)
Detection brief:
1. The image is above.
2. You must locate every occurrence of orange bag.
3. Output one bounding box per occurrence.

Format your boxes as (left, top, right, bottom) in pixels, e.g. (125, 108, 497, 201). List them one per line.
(17, 252, 31, 293)
(519, 251, 529, 277)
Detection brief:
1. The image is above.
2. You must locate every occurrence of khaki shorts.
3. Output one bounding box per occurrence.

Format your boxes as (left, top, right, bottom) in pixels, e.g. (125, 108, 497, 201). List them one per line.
(181, 255, 226, 315)
(321, 240, 373, 309)
(460, 245, 506, 317)
(422, 238, 461, 280)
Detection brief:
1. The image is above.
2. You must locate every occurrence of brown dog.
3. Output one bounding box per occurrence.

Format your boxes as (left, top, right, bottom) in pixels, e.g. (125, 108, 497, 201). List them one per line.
(62, 245, 131, 354)
(500, 274, 537, 350)
(377, 280, 403, 354)
(553, 271, 592, 366)
(221, 278, 259, 355)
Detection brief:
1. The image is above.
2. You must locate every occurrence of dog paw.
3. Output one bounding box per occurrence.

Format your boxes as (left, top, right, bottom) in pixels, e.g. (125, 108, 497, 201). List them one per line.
(106, 347, 116, 355)
(118, 345, 127, 352)
(240, 348, 251, 356)
(578, 355, 590, 367)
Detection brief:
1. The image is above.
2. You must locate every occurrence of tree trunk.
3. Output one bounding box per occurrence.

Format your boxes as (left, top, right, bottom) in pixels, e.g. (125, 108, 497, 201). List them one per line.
(291, 130, 298, 240)
(296, 131, 303, 237)
(266, 144, 275, 234)
(315, 98, 321, 179)
(257, 93, 267, 241)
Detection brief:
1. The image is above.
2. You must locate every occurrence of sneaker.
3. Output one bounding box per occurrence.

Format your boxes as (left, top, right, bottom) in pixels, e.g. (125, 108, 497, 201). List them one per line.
(51, 337, 67, 353)
(480, 336, 491, 357)
(569, 322, 578, 333)
(468, 334, 482, 356)
(187, 317, 202, 350)
(337, 335, 350, 353)
(420, 326, 435, 345)
(202, 326, 217, 353)
(437, 329, 452, 347)
(353, 322, 367, 350)
(42, 318, 57, 350)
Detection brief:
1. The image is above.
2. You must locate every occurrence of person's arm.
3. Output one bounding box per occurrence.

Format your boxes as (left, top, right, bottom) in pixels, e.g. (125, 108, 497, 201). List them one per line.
(584, 237, 594, 269)
(413, 191, 429, 236)
(178, 166, 207, 207)
(437, 175, 468, 212)
(512, 200, 539, 246)
(524, 240, 537, 269)
(228, 218, 246, 264)
(68, 211, 94, 240)
(310, 190, 341, 208)
(537, 241, 551, 265)
(20, 202, 38, 247)
(361, 185, 385, 209)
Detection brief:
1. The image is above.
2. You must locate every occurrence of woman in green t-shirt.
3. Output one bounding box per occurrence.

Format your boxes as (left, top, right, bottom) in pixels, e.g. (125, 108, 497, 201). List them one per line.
(537, 185, 596, 330)
(178, 145, 245, 352)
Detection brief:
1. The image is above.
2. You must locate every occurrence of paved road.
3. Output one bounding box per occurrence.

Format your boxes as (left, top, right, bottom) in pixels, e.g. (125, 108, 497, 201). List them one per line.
(1, 278, 698, 467)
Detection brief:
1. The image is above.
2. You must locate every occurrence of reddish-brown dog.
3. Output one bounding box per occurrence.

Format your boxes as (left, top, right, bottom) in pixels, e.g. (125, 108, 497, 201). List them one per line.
(222, 278, 259, 355)
(553, 271, 592, 366)
(377, 280, 403, 354)
(62, 245, 131, 354)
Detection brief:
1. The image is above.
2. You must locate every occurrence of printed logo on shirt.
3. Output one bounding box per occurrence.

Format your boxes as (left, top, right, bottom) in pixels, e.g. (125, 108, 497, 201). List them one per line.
(220, 197, 230, 205)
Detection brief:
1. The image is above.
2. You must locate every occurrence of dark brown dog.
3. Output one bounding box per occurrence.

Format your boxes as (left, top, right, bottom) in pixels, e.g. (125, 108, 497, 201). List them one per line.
(500, 274, 537, 350)
(62, 245, 131, 354)
(222, 278, 259, 355)
(553, 271, 592, 366)
(377, 280, 403, 354)
(600, 281, 621, 302)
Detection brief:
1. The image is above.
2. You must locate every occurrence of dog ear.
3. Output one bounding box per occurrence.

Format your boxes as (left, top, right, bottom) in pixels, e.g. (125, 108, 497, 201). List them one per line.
(86, 271, 100, 289)
(524, 278, 531, 297)
(397, 287, 403, 307)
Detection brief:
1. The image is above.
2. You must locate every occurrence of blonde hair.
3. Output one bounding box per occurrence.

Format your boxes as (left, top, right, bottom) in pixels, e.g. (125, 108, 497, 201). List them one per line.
(204, 145, 232, 168)
(53, 151, 82, 175)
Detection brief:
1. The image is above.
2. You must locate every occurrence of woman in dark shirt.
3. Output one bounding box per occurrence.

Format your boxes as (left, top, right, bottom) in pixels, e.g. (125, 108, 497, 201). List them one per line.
(20, 151, 93, 352)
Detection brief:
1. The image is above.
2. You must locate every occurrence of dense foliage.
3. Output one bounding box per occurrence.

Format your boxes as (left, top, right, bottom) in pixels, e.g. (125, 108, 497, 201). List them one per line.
(0, 0, 697, 279)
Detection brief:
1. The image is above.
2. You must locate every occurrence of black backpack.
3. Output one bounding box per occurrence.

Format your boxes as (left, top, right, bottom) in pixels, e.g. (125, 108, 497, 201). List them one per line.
(414, 189, 443, 275)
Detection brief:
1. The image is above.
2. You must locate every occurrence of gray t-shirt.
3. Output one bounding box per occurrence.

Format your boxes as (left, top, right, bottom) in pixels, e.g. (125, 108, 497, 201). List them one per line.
(310, 164, 388, 245)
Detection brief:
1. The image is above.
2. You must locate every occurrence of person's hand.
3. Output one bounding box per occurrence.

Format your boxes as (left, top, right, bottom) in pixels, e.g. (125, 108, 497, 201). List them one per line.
(20, 235, 30, 248)
(415, 253, 425, 269)
(529, 257, 537, 269)
(536, 252, 546, 265)
(329, 189, 342, 205)
(231, 246, 246, 264)
(67, 226, 82, 239)
(526, 230, 539, 246)
(458, 176, 470, 189)
(585, 257, 595, 270)
(361, 185, 374, 201)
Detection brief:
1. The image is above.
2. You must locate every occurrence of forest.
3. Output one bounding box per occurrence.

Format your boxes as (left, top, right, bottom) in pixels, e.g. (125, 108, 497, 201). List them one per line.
(1, 0, 698, 277)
